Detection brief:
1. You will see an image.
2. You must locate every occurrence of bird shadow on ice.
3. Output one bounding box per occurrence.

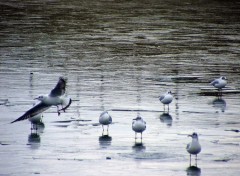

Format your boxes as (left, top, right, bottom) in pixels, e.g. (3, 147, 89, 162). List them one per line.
(27, 132, 41, 150)
(132, 142, 146, 153)
(99, 135, 112, 148)
(186, 165, 201, 176)
(159, 112, 173, 127)
(211, 97, 226, 113)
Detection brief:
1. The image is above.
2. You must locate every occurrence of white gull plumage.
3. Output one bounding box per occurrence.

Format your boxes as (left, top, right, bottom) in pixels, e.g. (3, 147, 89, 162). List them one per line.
(99, 111, 112, 134)
(132, 116, 146, 140)
(210, 76, 227, 90)
(159, 91, 173, 111)
(186, 132, 201, 165)
(11, 77, 72, 123)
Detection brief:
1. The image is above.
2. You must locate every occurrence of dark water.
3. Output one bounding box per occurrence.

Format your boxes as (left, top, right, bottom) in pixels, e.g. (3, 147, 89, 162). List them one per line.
(0, 0, 240, 175)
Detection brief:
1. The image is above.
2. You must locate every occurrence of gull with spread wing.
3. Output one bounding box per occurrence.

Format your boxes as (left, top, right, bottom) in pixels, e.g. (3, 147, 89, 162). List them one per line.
(11, 77, 72, 124)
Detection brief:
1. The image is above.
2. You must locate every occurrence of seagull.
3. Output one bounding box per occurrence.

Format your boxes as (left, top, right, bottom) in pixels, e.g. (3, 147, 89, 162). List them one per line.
(159, 91, 173, 111)
(11, 77, 72, 124)
(186, 132, 201, 166)
(28, 109, 44, 130)
(99, 111, 112, 135)
(210, 76, 227, 95)
(132, 116, 146, 141)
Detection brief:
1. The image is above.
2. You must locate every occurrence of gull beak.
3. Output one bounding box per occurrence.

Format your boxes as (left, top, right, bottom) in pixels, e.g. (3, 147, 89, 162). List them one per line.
(188, 134, 193, 137)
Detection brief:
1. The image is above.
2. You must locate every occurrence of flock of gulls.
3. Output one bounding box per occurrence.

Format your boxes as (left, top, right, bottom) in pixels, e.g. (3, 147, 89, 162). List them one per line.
(10, 76, 228, 166)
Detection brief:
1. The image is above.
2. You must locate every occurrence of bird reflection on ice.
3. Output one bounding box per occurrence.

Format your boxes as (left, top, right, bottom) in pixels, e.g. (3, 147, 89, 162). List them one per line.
(212, 97, 226, 112)
(28, 132, 41, 149)
(186, 166, 201, 176)
(160, 112, 173, 127)
(132, 142, 146, 153)
(99, 135, 112, 148)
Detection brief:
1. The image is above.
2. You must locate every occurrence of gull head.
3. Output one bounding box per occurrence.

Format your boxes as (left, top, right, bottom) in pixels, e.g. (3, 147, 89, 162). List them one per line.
(133, 116, 142, 121)
(34, 95, 46, 101)
(220, 76, 227, 80)
(188, 132, 198, 139)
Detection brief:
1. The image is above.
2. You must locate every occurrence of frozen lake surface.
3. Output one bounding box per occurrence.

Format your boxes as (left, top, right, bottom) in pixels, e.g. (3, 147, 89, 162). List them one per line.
(0, 0, 240, 175)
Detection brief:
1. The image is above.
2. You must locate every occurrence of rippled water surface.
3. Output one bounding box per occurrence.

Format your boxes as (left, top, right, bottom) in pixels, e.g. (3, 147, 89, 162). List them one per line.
(0, 0, 240, 176)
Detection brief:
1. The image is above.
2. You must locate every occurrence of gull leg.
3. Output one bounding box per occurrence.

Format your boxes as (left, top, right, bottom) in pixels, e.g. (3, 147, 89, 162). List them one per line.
(31, 123, 36, 131)
(218, 88, 223, 97)
(107, 125, 109, 135)
(102, 125, 105, 135)
(31, 123, 33, 131)
(195, 155, 198, 166)
(134, 133, 137, 144)
(189, 154, 192, 166)
(57, 106, 61, 116)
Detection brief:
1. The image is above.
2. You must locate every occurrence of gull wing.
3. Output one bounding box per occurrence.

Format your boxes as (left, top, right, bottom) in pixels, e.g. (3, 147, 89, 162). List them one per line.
(210, 79, 219, 86)
(11, 102, 51, 123)
(109, 116, 112, 123)
(50, 77, 67, 97)
(159, 95, 164, 101)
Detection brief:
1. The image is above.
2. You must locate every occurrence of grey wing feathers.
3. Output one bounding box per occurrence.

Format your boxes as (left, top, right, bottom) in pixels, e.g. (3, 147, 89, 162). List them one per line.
(50, 77, 67, 97)
(210, 80, 219, 86)
(159, 95, 164, 101)
(11, 103, 50, 123)
(109, 116, 112, 123)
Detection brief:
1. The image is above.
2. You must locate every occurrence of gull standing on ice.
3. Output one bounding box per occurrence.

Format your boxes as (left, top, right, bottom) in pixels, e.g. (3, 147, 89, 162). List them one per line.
(11, 77, 72, 124)
(28, 108, 44, 131)
(28, 102, 43, 123)
(159, 91, 173, 111)
(210, 76, 227, 94)
(132, 116, 146, 141)
(186, 132, 201, 166)
(99, 111, 112, 135)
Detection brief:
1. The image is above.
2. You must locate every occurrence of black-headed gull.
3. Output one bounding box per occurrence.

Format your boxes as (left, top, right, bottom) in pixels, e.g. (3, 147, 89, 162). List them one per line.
(210, 76, 227, 91)
(99, 111, 112, 135)
(186, 132, 201, 166)
(132, 116, 146, 141)
(11, 77, 72, 123)
(159, 91, 173, 111)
